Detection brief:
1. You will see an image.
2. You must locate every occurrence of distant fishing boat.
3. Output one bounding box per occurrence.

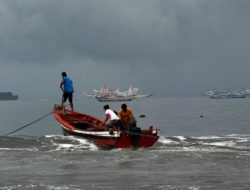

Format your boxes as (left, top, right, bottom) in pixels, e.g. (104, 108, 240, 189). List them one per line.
(0, 92, 18, 100)
(240, 88, 250, 96)
(81, 85, 154, 102)
(204, 90, 247, 99)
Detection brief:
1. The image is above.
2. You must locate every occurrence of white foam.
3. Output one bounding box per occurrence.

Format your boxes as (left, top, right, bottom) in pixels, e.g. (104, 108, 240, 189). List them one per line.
(204, 140, 236, 147)
(188, 186, 201, 190)
(173, 136, 187, 141)
(44, 134, 99, 151)
(66, 136, 99, 151)
(0, 185, 22, 190)
(159, 137, 179, 144)
(195, 136, 222, 140)
(227, 134, 250, 137)
(56, 143, 74, 149)
(0, 147, 38, 152)
(45, 134, 66, 139)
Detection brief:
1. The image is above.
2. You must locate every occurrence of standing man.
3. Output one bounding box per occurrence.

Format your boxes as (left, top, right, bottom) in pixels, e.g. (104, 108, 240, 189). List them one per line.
(60, 72, 74, 111)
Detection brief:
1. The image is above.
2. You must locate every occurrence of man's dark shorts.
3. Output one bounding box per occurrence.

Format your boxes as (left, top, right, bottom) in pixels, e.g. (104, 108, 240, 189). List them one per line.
(63, 92, 73, 103)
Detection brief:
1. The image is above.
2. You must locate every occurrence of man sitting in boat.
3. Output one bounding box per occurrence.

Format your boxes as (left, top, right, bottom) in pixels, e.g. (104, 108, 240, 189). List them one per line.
(118, 103, 137, 130)
(103, 105, 121, 130)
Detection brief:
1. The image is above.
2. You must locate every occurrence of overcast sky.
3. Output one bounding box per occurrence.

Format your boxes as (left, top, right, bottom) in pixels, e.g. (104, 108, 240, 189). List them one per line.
(1, 0, 250, 99)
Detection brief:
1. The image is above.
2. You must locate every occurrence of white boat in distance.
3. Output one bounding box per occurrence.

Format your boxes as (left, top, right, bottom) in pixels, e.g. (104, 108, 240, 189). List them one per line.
(204, 89, 247, 99)
(81, 85, 154, 102)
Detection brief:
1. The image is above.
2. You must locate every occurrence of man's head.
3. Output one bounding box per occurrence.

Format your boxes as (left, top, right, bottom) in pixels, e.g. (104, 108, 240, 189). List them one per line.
(103, 105, 110, 110)
(61, 72, 67, 77)
(121, 103, 127, 111)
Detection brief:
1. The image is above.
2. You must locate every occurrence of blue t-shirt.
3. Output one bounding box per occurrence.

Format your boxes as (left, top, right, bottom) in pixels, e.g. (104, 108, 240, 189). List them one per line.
(63, 76, 74, 93)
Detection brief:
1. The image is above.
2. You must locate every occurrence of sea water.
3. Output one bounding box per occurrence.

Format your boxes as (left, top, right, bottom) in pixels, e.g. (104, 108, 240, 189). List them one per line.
(0, 96, 250, 190)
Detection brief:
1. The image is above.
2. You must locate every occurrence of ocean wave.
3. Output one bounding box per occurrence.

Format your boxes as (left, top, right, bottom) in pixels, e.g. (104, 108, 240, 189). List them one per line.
(0, 184, 82, 190)
(1, 134, 250, 153)
(157, 134, 250, 152)
(44, 135, 99, 151)
(0, 135, 99, 152)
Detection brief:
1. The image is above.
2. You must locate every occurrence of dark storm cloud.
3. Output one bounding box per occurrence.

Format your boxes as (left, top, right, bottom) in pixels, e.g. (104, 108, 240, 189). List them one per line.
(1, 0, 250, 66)
(0, 0, 175, 64)
(1, 0, 250, 97)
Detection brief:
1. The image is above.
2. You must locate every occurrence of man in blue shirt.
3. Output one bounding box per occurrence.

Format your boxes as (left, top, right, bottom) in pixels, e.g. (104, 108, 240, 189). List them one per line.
(60, 72, 74, 111)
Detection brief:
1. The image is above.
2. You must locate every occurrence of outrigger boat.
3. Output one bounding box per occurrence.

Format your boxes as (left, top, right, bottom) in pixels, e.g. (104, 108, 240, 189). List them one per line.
(81, 85, 154, 102)
(53, 105, 160, 149)
(203, 89, 247, 99)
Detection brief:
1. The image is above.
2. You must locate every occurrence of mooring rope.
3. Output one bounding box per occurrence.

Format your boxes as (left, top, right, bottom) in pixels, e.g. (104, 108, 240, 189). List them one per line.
(5, 110, 53, 136)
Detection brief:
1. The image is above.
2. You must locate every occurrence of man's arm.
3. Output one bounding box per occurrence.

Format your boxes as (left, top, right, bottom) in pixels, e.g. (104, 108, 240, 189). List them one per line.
(60, 81, 64, 92)
(103, 112, 110, 126)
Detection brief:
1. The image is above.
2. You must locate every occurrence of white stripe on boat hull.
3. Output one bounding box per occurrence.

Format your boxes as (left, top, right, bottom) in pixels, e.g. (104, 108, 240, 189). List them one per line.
(60, 124, 120, 137)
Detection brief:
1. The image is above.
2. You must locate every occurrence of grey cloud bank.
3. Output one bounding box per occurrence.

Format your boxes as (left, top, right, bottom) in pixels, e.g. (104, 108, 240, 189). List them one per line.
(1, 0, 250, 99)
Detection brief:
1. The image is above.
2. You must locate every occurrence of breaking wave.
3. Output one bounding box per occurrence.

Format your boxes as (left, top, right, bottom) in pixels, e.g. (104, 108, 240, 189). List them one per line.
(0, 135, 99, 152)
(157, 134, 250, 152)
(0, 134, 250, 152)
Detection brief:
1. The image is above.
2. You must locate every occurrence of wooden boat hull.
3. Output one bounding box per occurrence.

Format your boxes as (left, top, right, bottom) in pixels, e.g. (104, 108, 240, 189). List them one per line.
(53, 105, 160, 149)
(95, 96, 133, 102)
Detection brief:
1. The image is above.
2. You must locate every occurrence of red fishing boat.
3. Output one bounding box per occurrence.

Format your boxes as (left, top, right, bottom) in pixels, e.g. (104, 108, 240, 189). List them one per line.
(53, 105, 160, 149)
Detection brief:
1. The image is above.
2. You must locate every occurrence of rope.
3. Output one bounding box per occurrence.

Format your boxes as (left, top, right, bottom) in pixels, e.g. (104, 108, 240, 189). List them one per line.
(5, 111, 53, 136)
